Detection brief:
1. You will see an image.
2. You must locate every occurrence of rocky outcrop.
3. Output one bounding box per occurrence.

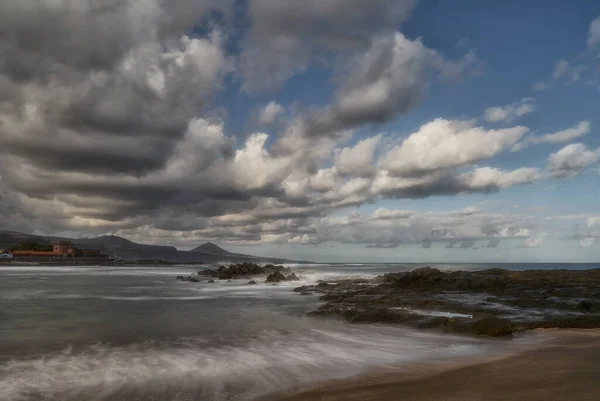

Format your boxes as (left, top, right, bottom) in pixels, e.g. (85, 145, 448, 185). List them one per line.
(248, 280, 257, 285)
(266, 271, 288, 282)
(198, 263, 292, 280)
(299, 267, 600, 337)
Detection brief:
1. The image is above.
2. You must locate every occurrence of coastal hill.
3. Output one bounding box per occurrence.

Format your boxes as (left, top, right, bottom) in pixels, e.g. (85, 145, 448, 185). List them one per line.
(190, 242, 231, 255)
(0, 230, 309, 264)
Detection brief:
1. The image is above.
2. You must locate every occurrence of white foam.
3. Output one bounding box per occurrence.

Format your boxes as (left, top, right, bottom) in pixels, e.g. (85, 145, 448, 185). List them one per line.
(0, 325, 540, 401)
(389, 307, 473, 319)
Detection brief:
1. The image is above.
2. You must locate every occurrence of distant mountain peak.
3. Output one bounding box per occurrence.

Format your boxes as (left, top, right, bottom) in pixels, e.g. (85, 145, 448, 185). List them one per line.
(191, 242, 230, 255)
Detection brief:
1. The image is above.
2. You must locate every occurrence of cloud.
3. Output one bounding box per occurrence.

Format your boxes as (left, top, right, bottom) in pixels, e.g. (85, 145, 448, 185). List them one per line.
(303, 33, 482, 138)
(371, 166, 538, 200)
(483, 98, 536, 123)
(334, 135, 382, 177)
(239, 0, 416, 92)
(379, 119, 528, 176)
(588, 15, 600, 47)
(109, 205, 542, 249)
(588, 217, 600, 229)
(580, 237, 596, 248)
(302, 32, 437, 136)
(0, 0, 557, 247)
(548, 143, 600, 178)
(312, 207, 537, 247)
(523, 232, 546, 248)
(512, 121, 591, 151)
(532, 81, 549, 91)
(552, 60, 583, 83)
(0, 3, 232, 178)
(257, 102, 285, 125)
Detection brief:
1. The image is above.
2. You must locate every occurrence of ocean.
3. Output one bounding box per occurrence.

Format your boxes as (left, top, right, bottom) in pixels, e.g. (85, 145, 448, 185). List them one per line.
(1, 263, 597, 401)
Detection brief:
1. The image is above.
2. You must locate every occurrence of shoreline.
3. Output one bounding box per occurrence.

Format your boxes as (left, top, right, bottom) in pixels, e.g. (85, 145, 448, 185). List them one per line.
(260, 329, 600, 401)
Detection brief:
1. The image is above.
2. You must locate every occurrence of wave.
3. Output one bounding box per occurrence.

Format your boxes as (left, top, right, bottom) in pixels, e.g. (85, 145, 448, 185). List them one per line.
(0, 324, 542, 401)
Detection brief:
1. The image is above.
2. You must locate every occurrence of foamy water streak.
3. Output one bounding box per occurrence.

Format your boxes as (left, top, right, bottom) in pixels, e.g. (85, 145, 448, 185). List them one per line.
(0, 323, 539, 401)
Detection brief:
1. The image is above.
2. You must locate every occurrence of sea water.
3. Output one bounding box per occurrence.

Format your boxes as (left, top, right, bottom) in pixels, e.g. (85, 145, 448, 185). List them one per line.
(1, 263, 589, 401)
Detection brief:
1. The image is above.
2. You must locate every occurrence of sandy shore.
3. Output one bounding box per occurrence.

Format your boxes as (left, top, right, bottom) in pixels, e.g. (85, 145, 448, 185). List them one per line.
(261, 330, 600, 401)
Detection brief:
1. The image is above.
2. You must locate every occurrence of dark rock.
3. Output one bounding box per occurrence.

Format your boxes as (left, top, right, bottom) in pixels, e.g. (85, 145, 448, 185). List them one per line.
(287, 273, 300, 281)
(247, 280, 257, 285)
(179, 276, 199, 282)
(198, 263, 294, 280)
(266, 271, 288, 282)
(300, 291, 313, 296)
(293, 285, 317, 293)
(301, 266, 600, 337)
(207, 279, 215, 283)
(470, 317, 514, 337)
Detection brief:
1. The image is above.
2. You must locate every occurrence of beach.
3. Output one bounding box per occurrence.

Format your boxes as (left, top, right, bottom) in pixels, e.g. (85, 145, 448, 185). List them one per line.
(264, 330, 600, 401)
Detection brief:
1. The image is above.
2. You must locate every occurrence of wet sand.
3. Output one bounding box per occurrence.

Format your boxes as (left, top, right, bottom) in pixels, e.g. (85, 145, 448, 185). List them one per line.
(262, 330, 600, 401)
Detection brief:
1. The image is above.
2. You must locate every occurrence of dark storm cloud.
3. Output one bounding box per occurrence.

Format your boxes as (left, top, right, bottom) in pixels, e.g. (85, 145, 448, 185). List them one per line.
(0, 0, 239, 228)
(240, 0, 416, 91)
(0, 1, 135, 80)
(303, 33, 433, 137)
(5, 139, 173, 175)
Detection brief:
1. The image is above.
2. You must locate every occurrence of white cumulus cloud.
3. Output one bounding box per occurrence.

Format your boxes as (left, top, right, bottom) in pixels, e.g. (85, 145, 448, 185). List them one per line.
(379, 119, 528, 176)
(548, 143, 600, 178)
(484, 97, 536, 123)
(512, 121, 591, 151)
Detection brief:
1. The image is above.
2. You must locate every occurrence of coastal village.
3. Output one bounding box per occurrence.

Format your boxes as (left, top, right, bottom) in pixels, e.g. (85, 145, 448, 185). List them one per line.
(0, 242, 111, 264)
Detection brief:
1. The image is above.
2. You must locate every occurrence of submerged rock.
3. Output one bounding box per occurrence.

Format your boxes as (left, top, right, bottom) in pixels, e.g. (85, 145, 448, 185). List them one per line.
(207, 279, 215, 283)
(293, 285, 317, 293)
(287, 273, 300, 281)
(177, 276, 199, 282)
(247, 280, 257, 285)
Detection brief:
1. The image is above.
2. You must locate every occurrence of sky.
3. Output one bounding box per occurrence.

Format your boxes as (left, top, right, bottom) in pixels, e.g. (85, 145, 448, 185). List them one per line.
(0, 0, 599, 263)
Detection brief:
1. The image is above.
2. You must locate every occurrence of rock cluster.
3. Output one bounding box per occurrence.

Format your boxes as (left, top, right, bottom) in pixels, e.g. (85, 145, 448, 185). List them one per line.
(198, 263, 292, 280)
(266, 271, 301, 282)
(298, 267, 600, 337)
(178, 263, 301, 284)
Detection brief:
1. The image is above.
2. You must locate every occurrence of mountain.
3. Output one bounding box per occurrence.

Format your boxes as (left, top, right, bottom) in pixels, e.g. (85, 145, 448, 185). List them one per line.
(0, 231, 310, 264)
(190, 242, 231, 255)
